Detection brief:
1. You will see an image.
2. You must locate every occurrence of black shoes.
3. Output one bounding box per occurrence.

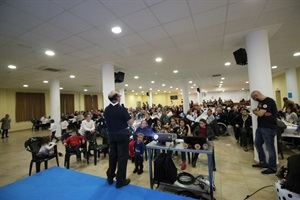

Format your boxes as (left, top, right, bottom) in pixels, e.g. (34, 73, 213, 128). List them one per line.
(252, 163, 268, 168)
(107, 177, 113, 185)
(133, 168, 138, 173)
(261, 168, 276, 174)
(116, 179, 131, 189)
(137, 169, 143, 175)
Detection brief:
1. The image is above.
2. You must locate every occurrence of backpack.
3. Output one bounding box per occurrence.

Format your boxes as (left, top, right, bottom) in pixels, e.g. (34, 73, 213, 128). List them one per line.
(153, 152, 177, 187)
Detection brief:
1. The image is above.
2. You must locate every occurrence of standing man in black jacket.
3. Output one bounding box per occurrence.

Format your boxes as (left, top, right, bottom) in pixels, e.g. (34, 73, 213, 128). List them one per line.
(104, 91, 133, 188)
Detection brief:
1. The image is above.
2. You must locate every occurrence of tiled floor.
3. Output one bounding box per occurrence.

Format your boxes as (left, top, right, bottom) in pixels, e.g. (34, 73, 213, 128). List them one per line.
(0, 128, 296, 200)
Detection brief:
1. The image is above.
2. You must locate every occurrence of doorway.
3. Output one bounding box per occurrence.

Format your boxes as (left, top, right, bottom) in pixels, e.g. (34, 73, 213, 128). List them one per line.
(275, 90, 281, 110)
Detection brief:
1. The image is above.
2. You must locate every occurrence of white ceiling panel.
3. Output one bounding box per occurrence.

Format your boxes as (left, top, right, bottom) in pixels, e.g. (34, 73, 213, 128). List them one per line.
(61, 36, 94, 49)
(150, 38, 176, 49)
(0, 21, 27, 38)
(82, 45, 105, 56)
(49, 12, 93, 34)
(69, 1, 117, 27)
(122, 8, 160, 32)
(78, 28, 111, 45)
(188, 0, 228, 15)
(139, 26, 169, 42)
(51, 0, 85, 10)
(144, 0, 165, 6)
(0, 34, 13, 45)
(100, 0, 147, 18)
(197, 24, 225, 39)
(225, 18, 255, 35)
(117, 33, 146, 47)
(150, 0, 190, 24)
(163, 17, 195, 37)
(0, 4, 43, 30)
(69, 50, 94, 59)
(6, 0, 63, 20)
(193, 6, 227, 30)
(32, 23, 72, 42)
(171, 31, 198, 46)
(263, 0, 300, 12)
(51, 43, 76, 54)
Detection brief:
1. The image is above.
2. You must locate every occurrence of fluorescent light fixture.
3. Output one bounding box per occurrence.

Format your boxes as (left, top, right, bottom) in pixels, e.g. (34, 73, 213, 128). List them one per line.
(189, 81, 192, 83)
(134, 76, 139, 79)
(150, 88, 152, 91)
(221, 77, 225, 80)
(43, 80, 48, 83)
(111, 26, 122, 34)
(170, 86, 173, 88)
(23, 84, 28, 87)
(155, 57, 162, 62)
(45, 50, 55, 56)
(125, 84, 128, 87)
(293, 52, 300, 56)
(245, 81, 249, 84)
(151, 81, 155, 83)
(173, 70, 178, 73)
(84, 89, 87, 92)
(271, 66, 277, 69)
(70, 75, 75, 78)
(8, 65, 16, 69)
(224, 62, 231, 66)
(139, 86, 142, 89)
(162, 84, 165, 86)
(60, 87, 63, 90)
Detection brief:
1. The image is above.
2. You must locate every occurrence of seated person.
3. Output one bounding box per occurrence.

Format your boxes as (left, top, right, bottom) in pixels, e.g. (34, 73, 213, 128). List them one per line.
(234, 108, 252, 151)
(36, 136, 56, 158)
(275, 154, 300, 200)
(191, 119, 214, 167)
(285, 106, 298, 125)
(63, 129, 85, 163)
(164, 117, 179, 133)
(214, 107, 228, 125)
(152, 118, 164, 133)
(174, 119, 192, 170)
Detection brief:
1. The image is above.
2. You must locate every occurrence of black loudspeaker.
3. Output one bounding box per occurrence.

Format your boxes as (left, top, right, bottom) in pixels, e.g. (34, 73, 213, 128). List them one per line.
(197, 87, 200, 93)
(146, 92, 149, 96)
(233, 48, 247, 65)
(114, 71, 125, 83)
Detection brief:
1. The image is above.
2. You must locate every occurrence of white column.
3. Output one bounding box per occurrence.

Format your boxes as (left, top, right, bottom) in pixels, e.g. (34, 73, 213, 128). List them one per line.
(50, 79, 61, 137)
(285, 68, 299, 103)
(102, 63, 115, 108)
(119, 88, 125, 106)
(197, 87, 202, 105)
(182, 79, 189, 113)
(148, 91, 153, 108)
(246, 30, 278, 163)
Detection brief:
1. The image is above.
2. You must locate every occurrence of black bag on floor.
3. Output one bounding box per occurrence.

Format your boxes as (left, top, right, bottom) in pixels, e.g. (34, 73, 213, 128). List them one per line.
(153, 152, 177, 187)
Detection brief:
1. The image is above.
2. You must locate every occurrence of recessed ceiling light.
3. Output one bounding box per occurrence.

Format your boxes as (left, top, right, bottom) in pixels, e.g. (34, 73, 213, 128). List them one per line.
(45, 50, 55, 56)
(139, 86, 142, 89)
(271, 66, 278, 69)
(225, 62, 231, 66)
(135, 93, 138, 95)
(170, 86, 173, 88)
(60, 87, 63, 90)
(176, 88, 178, 90)
(84, 89, 87, 92)
(221, 77, 225, 80)
(158, 89, 160, 92)
(188, 92, 191, 94)
(134, 76, 139, 79)
(23, 84, 28, 87)
(189, 81, 192, 83)
(164, 91, 166, 93)
(180, 89, 182, 91)
(151, 81, 155, 84)
(8, 65, 16, 69)
(193, 84, 196, 86)
(219, 85, 222, 88)
(222, 90, 225, 92)
(125, 84, 128, 87)
(70, 75, 75, 78)
(43, 80, 48, 83)
(162, 84, 165, 86)
(220, 81, 223, 83)
(173, 70, 178, 73)
(132, 90, 134, 92)
(150, 88, 152, 91)
(293, 52, 300, 56)
(155, 93, 157, 94)
(191, 86, 193, 89)
(245, 81, 249, 84)
(169, 91, 171, 93)
(155, 57, 162, 62)
(242, 88, 244, 90)
(111, 26, 122, 34)
(141, 91, 144, 93)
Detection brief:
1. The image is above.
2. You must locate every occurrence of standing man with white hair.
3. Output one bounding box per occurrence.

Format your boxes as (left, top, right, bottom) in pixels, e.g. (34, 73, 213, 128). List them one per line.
(251, 90, 278, 174)
(104, 91, 133, 189)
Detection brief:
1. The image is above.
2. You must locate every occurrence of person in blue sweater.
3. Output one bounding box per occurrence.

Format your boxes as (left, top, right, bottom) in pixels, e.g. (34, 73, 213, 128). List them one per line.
(133, 133, 145, 175)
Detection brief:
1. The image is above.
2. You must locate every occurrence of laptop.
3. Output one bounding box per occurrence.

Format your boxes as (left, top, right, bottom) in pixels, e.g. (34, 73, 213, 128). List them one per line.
(183, 136, 208, 150)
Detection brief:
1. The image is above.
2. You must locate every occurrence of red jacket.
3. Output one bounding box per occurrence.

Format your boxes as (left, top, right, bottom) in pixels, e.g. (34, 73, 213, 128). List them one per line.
(64, 136, 84, 147)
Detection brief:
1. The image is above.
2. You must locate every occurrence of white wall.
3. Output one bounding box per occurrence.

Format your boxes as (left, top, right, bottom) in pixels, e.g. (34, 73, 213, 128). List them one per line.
(189, 90, 250, 104)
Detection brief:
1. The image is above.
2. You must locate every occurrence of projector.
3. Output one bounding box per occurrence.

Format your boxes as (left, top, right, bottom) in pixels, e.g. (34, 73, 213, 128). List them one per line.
(154, 133, 177, 145)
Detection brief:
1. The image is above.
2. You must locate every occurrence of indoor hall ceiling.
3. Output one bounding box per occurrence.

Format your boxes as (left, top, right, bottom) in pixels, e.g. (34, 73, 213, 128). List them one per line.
(0, 0, 299, 95)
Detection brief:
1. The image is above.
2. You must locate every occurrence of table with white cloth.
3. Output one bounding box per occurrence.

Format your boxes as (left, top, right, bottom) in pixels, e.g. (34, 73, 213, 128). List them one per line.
(281, 125, 299, 149)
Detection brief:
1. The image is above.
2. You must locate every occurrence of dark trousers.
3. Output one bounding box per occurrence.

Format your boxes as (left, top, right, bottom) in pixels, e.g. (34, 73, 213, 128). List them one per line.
(240, 127, 251, 147)
(2, 129, 8, 138)
(107, 133, 129, 182)
(51, 131, 59, 142)
(61, 129, 67, 136)
(134, 155, 143, 170)
(68, 145, 81, 159)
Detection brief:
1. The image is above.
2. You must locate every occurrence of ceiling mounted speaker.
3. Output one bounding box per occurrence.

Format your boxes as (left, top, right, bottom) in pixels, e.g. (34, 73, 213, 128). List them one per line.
(197, 87, 200, 93)
(114, 71, 125, 83)
(233, 48, 247, 65)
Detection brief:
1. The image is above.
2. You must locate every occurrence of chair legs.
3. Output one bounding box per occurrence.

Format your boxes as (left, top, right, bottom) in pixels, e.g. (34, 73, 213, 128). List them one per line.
(29, 161, 34, 176)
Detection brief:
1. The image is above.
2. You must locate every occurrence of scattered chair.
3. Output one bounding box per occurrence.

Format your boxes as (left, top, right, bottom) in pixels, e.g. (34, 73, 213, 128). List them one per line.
(24, 137, 59, 176)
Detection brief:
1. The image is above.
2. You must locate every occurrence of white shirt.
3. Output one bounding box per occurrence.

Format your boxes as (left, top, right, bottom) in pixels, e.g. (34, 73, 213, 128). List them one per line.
(38, 142, 56, 155)
(61, 120, 69, 130)
(79, 120, 95, 136)
(49, 123, 57, 132)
